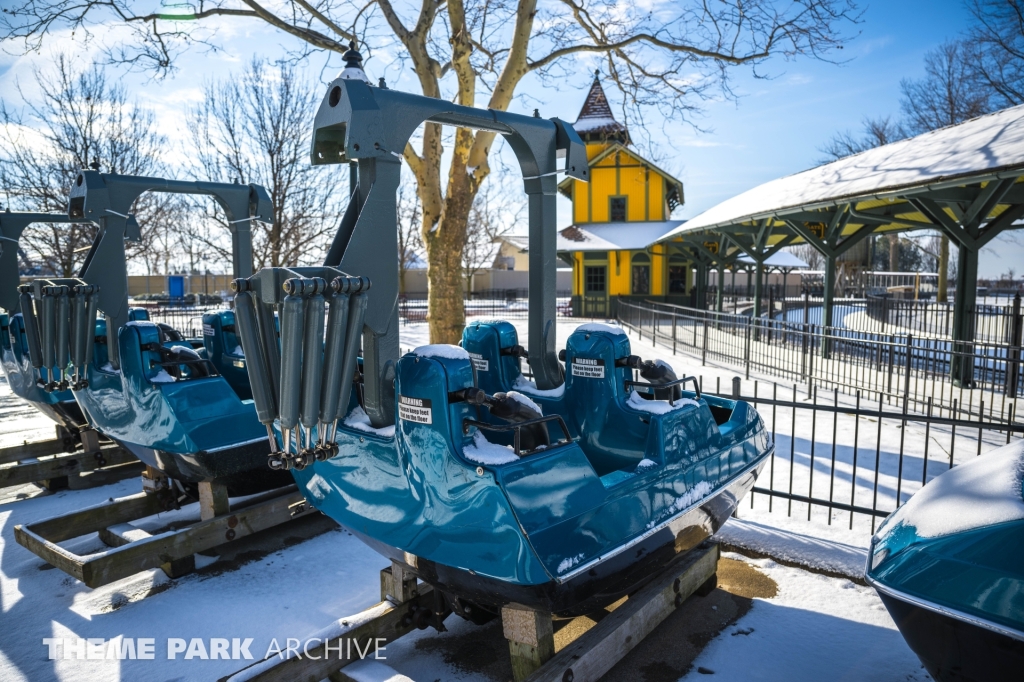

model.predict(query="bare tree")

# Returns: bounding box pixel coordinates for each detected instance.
[819,115,904,162]
[3,1,861,342]
[899,40,992,135]
[186,58,343,269]
[396,180,423,295]
[900,39,992,301]
[788,243,824,270]
[0,55,169,276]
[965,0,1024,107]
[461,173,524,293]
[819,40,992,299]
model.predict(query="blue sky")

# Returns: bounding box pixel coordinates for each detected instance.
[0,0,1020,275]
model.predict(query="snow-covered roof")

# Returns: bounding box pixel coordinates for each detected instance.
[663,103,1024,239]
[735,251,809,269]
[496,235,530,250]
[557,221,684,252]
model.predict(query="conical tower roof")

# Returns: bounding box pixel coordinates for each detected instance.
[574,73,630,145]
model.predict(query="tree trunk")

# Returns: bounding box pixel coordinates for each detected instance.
[425,155,478,343]
[937,234,949,303]
[889,236,899,271]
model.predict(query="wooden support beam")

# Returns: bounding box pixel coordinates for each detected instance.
[0,437,76,466]
[0,444,136,489]
[199,481,230,521]
[98,523,196,579]
[503,603,556,682]
[380,562,418,603]
[15,485,313,588]
[525,543,719,682]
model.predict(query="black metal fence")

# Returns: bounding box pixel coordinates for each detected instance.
[698,376,1024,533]
[399,291,573,323]
[139,304,224,338]
[864,293,1023,345]
[618,299,1024,424]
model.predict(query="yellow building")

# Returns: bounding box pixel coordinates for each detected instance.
[557,76,686,316]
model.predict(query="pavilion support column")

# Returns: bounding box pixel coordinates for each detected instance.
[951,244,979,387]
[696,262,708,309]
[822,255,837,359]
[753,259,765,340]
[716,266,725,313]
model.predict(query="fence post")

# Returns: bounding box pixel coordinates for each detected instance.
[1007,293,1022,398]
[801,322,808,380]
[886,334,896,396]
[903,333,914,406]
[732,376,741,399]
[744,318,752,379]
[702,312,709,366]
[671,312,677,355]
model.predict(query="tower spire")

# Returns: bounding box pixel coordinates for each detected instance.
[573,73,630,145]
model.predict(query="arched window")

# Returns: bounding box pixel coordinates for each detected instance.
[668,255,688,294]
[631,252,650,295]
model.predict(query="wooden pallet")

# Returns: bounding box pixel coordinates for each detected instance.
[222,544,720,682]
[14,477,316,588]
[0,427,138,490]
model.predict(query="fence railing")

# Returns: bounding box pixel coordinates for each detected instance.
[697,376,1024,533]
[617,298,1024,425]
[399,293,573,323]
[863,293,1023,345]
[139,304,224,339]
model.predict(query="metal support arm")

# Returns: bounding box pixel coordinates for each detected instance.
[0,211,86,314]
[310,79,588,425]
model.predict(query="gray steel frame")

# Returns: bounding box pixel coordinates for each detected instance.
[309,78,588,427]
[0,212,89,314]
[67,172,273,367]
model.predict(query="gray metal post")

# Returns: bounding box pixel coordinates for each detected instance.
[334,157,403,427]
[526,191,562,389]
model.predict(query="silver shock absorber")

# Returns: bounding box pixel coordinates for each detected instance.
[18,286,44,380]
[317,278,352,459]
[54,286,71,391]
[297,278,326,468]
[256,297,281,407]
[232,279,284,469]
[70,286,88,389]
[278,279,307,468]
[40,286,57,391]
[335,276,370,424]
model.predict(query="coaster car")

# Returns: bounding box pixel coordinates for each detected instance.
[866,440,1024,682]
[230,76,773,621]
[16,172,291,495]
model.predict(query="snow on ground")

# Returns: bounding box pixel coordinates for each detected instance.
[0,373,58,449]
[679,553,929,682]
